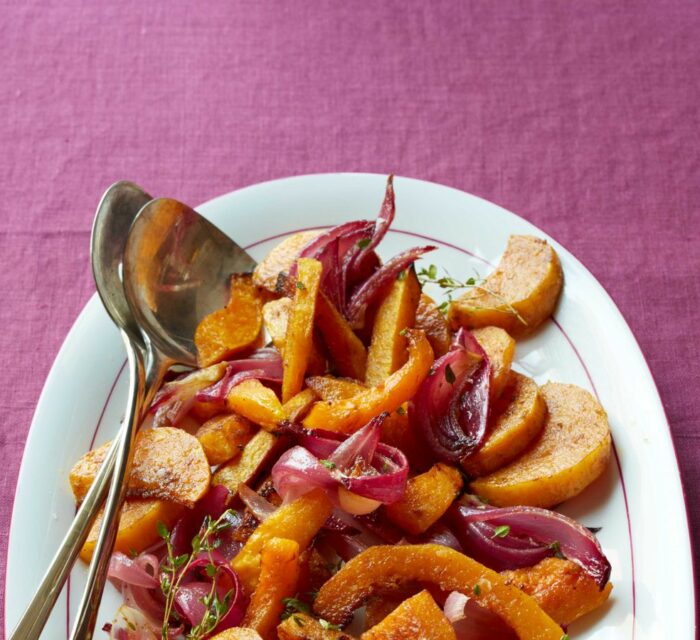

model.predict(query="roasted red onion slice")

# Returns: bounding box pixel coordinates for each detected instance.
[150,362,227,427]
[272,414,409,509]
[108,552,160,589]
[450,497,611,588]
[346,245,436,327]
[171,485,231,556]
[195,348,283,406]
[412,328,491,462]
[444,591,518,639]
[238,483,278,522]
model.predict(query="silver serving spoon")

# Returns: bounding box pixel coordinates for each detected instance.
[10,181,153,640]
[69,197,257,639]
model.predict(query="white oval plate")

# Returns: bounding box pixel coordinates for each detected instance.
[5,174,695,639]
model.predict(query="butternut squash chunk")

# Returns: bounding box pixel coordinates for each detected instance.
[470,382,611,507]
[213,429,280,498]
[415,293,451,357]
[242,538,301,639]
[195,274,263,367]
[196,413,254,466]
[283,258,323,401]
[449,236,563,337]
[253,230,322,294]
[277,614,354,639]
[80,498,183,562]
[385,463,463,535]
[227,379,285,431]
[361,590,456,640]
[306,376,366,402]
[379,407,426,469]
[313,544,562,638]
[462,372,546,477]
[472,326,515,399]
[315,291,367,380]
[501,557,612,626]
[303,330,434,434]
[71,428,210,507]
[364,268,421,387]
[283,388,319,422]
[232,489,333,593]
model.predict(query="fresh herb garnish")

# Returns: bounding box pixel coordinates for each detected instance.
[157,510,238,640]
[296,281,306,290]
[445,364,456,384]
[399,327,408,336]
[320,459,336,470]
[397,269,407,281]
[281,597,311,621]
[492,525,510,538]
[356,238,371,249]
[396,406,406,415]
[549,541,565,559]
[473,584,481,596]
[319,618,342,630]
[417,264,527,325]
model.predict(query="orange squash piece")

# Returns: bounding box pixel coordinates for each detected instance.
[71,428,211,508]
[263,298,326,375]
[470,382,611,507]
[364,268,421,387]
[379,407,426,470]
[195,274,263,367]
[283,388,319,422]
[242,538,301,639]
[227,379,285,431]
[277,614,353,639]
[253,230,322,294]
[462,372,546,478]
[283,258,323,402]
[196,413,254,466]
[313,544,563,638]
[303,330,434,434]
[315,291,367,380]
[502,557,612,626]
[472,326,515,399]
[306,376,366,402]
[232,489,333,593]
[449,235,563,337]
[415,294,451,357]
[385,463,463,535]
[213,429,280,498]
[361,590,456,640]
[80,498,183,562]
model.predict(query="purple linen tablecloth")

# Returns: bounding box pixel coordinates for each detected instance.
[1,0,698,632]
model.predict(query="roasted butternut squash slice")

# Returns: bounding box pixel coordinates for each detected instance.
[253,230,323,294]
[449,235,563,336]
[364,268,421,387]
[303,330,434,434]
[501,557,612,626]
[361,590,456,640]
[313,544,562,638]
[195,274,263,367]
[470,382,611,507]
[415,293,451,357]
[232,489,333,593]
[462,372,546,477]
[242,537,301,639]
[277,614,353,639]
[306,376,366,402]
[196,413,254,466]
[227,379,285,431]
[472,326,515,399]
[385,463,463,535]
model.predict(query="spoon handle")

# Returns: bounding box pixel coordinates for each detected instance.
[68,332,146,640]
[9,440,120,639]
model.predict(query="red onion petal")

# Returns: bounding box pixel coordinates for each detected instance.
[108,552,160,589]
[346,245,436,326]
[451,500,611,587]
[238,483,278,522]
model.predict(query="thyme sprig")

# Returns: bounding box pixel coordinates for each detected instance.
[157,509,238,640]
[417,264,527,326]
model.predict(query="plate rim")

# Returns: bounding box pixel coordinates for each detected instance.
[5,171,696,638]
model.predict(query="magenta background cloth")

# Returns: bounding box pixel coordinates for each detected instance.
[1,0,698,630]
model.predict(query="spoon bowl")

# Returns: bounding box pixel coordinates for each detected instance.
[123,197,257,366]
